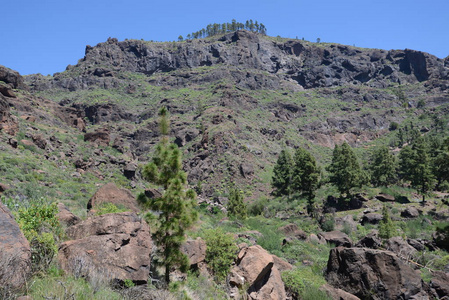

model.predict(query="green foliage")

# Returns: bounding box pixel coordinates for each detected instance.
[95,203,128,216]
[245,217,283,255]
[227,185,248,220]
[186,19,267,40]
[15,201,62,273]
[291,147,320,199]
[140,107,198,283]
[327,142,364,197]
[399,137,435,202]
[203,228,238,281]
[271,149,293,196]
[433,137,449,189]
[378,205,396,239]
[282,267,329,299]
[123,279,135,288]
[320,214,335,232]
[370,145,397,187]
[28,274,122,300]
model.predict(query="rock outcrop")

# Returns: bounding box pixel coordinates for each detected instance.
[59,212,151,284]
[0,202,31,290]
[318,231,352,247]
[229,245,287,300]
[87,182,139,213]
[326,247,427,300]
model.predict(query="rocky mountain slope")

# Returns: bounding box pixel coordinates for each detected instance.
[13,30,447,198]
[1,29,449,300]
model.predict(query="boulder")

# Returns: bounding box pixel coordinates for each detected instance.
[384,236,417,259]
[326,247,427,300]
[375,193,395,202]
[320,284,361,300]
[87,182,139,213]
[361,213,383,225]
[279,223,307,240]
[318,231,352,247]
[401,206,420,218]
[429,271,449,299]
[123,162,138,180]
[0,202,31,290]
[59,212,151,284]
[229,245,287,300]
[181,237,206,266]
[355,231,382,249]
[56,203,81,227]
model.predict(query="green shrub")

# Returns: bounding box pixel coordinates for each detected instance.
[282,267,328,299]
[379,205,396,239]
[321,214,335,232]
[95,203,128,216]
[204,228,238,281]
[15,201,62,273]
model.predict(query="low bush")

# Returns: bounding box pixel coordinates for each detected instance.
[203,228,238,281]
[14,201,62,273]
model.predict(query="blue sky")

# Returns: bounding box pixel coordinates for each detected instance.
[2,0,448,75]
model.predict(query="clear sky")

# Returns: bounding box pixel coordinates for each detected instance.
[2,0,448,76]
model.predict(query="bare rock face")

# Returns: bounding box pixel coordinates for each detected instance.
[326,247,427,300]
[59,212,151,284]
[0,202,31,290]
[87,182,139,213]
[384,236,417,259]
[318,231,352,247]
[229,245,287,300]
[181,237,206,266]
[56,203,81,227]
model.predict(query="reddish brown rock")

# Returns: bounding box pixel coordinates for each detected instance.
[181,237,206,266]
[0,202,31,290]
[326,247,427,300]
[59,212,151,284]
[272,254,293,272]
[87,182,139,213]
[321,284,361,300]
[229,245,287,300]
[56,203,81,227]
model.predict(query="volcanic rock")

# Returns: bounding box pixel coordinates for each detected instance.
[59,212,151,284]
[87,182,139,213]
[0,201,31,290]
[326,247,427,299]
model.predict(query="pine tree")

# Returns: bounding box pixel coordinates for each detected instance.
[399,136,435,203]
[433,137,449,189]
[227,184,247,220]
[370,145,397,187]
[327,142,363,197]
[139,107,197,283]
[291,147,320,199]
[271,149,293,196]
[379,205,396,239]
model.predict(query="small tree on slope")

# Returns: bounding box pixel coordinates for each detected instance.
[139,107,197,284]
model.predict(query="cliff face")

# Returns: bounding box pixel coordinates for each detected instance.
[26,30,449,92]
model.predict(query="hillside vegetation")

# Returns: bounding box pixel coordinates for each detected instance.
[0,26,449,299]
